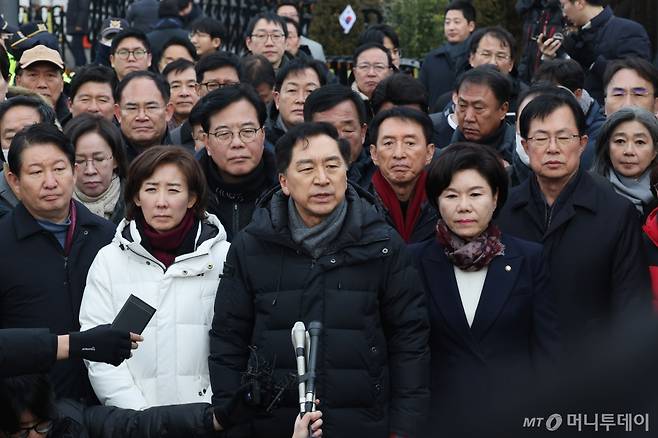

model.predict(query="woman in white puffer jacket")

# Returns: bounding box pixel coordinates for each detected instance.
[79,146,230,410]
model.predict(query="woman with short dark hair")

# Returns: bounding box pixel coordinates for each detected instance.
[412,142,560,434]
[79,146,231,409]
[65,114,128,224]
[592,107,658,216]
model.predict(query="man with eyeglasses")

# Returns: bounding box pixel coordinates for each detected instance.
[276,2,326,62]
[114,70,174,162]
[162,58,199,132]
[351,43,393,120]
[497,93,652,344]
[266,57,326,145]
[14,45,70,125]
[110,28,153,81]
[194,51,241,98]
[603,57,658,117]
[244,12,290,71]
[197,84,277,241]
[433,26,528,121]
[167,52,241,152]
[189,17,225,57]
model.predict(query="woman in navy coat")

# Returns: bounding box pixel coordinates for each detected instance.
[412,142,560,433]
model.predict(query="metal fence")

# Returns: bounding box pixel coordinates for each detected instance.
[16,1,428,83]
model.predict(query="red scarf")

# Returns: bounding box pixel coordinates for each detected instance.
[372,170,428,243]
[139,210,196,268]
[64,200,78,255]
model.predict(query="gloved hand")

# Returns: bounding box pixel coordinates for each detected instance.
[69,324,132,366]
[213,381,263,430]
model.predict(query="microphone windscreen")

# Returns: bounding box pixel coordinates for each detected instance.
[292,321,307,351]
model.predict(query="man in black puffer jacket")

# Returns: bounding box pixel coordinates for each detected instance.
[209,122,430,438]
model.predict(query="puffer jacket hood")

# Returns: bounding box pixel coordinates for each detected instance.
[115,212,227,265]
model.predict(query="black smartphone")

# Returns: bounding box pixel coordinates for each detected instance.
[112,294,156,335]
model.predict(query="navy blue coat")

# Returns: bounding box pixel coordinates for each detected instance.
[497,171,653,339]
[561,6,651,104]
[411,234,560,432]
[420,39,471,111]
[0,201,115,402]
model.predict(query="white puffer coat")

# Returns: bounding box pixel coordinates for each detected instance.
[79,213,230,410]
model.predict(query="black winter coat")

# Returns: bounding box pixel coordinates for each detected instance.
[516,0,563,83]
[496,171,652,340]
[37,399,215,438]
[199,149,278,241]
[347,148,377,190]
[170,120,195,151]
[450,121,516,165]
[420,39,471,111]
[123,130,173,164]
[0,328,57,377]
[560,6,651,104]
[65,0,91,34]
[0,201,115,402]
[209,186,430,438]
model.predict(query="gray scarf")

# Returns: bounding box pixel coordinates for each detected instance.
[288,197,348,259]
[73,175,122,220]
[607,169,653,214]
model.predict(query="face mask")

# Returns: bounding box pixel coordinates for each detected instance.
[515,133,530,167]
[2,148,8,162]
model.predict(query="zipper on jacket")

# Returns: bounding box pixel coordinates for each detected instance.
[127,247,166,274]
[232,203,239,238]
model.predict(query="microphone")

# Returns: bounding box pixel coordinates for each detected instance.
[305,321,322,413]
[291,321,307,413]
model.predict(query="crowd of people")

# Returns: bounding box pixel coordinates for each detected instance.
[0,0,658,436]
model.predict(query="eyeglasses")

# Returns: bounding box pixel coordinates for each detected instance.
[355,63,390,74]
[197,81,239,92]
[526,134,581,148]
[12,420,53,438]
[607,87,652,98]
[208,127,262,144]
[475,50,511,62]
[114,48,149,59]
[75,155,113,168]
[121,104,165,116]
[189,31,211,39]
[250,32,286,43]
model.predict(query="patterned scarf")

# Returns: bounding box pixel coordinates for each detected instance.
[436,219,505,272]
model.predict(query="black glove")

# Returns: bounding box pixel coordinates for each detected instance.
[213,381,263,431]
[69,324,132,366]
